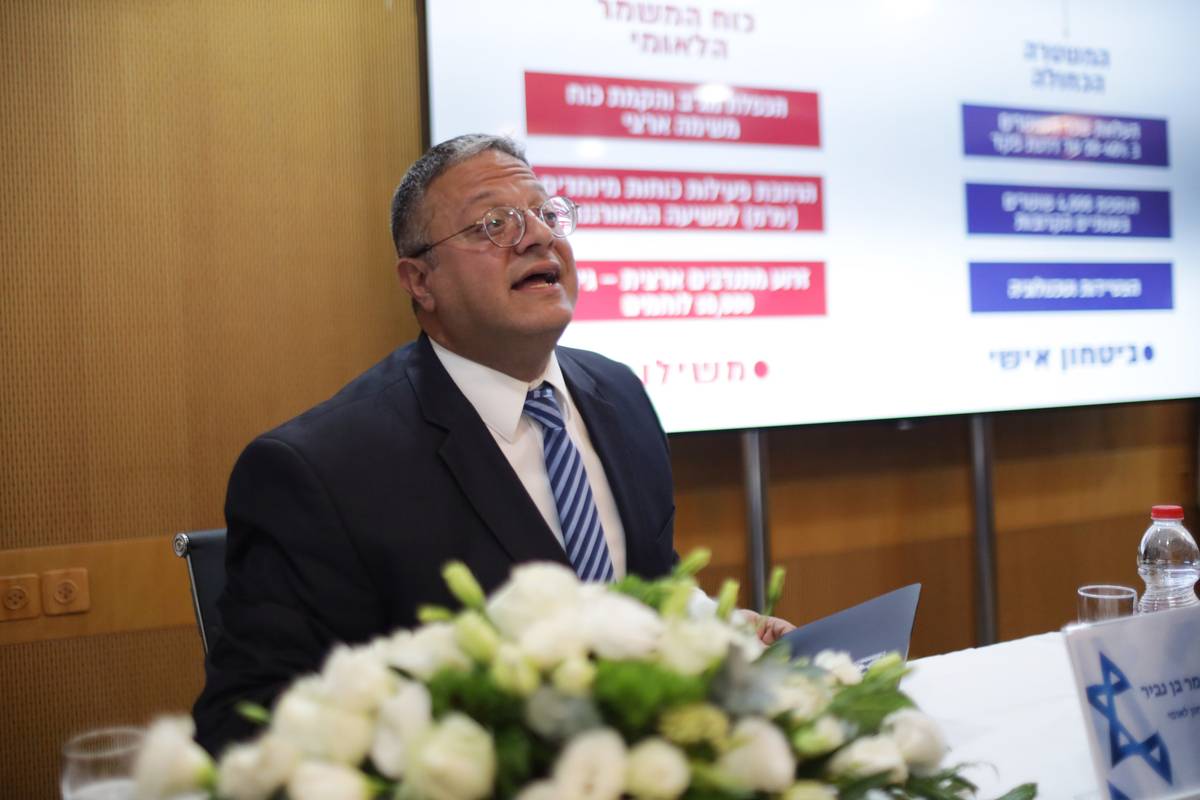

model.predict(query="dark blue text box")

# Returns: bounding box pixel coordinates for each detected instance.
[970,262,1173,312]
[962,104,1169,166]
[966,183,1171,238]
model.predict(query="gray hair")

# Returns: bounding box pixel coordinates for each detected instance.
[390,134,528,258]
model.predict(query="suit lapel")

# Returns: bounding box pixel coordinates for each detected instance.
[558,351,657,577]
[406,335,570,569]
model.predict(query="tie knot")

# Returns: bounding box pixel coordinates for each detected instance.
[524,383,564,431]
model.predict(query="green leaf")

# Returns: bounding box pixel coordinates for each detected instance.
[835,769,896,799]
[991,783,1038,800]
[492,725,533,799]
[593,661,707,738]
[828,683,914,731]
[610,574,674,611]
[903,767,979,800]
[426,666,523,727]
[234,701,270,726]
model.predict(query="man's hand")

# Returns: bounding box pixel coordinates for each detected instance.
[739,610,797,645]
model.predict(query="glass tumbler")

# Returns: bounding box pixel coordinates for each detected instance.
[61,726,143,800]
[1076,584,1138,623]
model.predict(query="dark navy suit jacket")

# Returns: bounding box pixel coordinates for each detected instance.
[193,334,676,754]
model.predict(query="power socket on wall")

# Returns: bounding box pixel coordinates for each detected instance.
[0,574,42,621]
[41,568,90,615]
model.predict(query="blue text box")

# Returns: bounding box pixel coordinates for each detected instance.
[962,104,1169,166]
[966,183,1171,238]
[970,262,1173,312]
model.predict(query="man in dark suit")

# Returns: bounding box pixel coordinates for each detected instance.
[193,134,790,755]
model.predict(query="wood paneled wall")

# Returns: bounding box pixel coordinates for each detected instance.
[1,3,1196,798]
[1,2,423,796]
[674,402,1197,660]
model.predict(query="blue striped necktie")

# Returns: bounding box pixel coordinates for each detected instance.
[523,383,615,582]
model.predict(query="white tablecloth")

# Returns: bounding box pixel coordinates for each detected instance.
[903,632,1100,799]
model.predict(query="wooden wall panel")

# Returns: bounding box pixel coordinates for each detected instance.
[671,417,976,658]
[0,627,206,800]
[671,404,1195,659]
[0,0,422,553]
[993,401,1198,640]
[1,2,423,797]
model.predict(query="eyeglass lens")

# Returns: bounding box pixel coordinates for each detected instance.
[480,197,576,247]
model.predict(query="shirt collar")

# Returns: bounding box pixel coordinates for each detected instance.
[429,339,571,442]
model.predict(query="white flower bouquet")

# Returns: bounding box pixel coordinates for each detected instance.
[134,552,1035,800]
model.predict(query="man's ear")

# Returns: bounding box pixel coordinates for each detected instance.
[397,257,435,312]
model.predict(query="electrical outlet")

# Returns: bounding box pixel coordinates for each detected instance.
[41,568,89,616]
[0,574,42,621]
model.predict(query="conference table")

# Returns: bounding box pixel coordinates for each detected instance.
[903,631,1100,799]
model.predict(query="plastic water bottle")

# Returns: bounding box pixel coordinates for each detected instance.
[1137,504,1200,613]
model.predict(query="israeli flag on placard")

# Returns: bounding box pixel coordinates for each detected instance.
[1063,606,1200,800]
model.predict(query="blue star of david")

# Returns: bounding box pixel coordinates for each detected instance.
[1086,652,1172,785]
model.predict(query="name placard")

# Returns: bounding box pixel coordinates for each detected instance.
[1063,606,1200,799]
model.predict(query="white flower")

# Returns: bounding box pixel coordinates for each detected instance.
[579,586,664,660]
[216,735,299,800]
[716,717,795,793]
[384,622,471,681]
[270,678,373,764]
[514,780,559,800]
[827,734,908,784]
[133,717,213,800]
[553,727,628,800]
[781,781,838,800]
[552,656,597,696]
[881,708,947,771]
[487,562,583,639]
[657,618,731,676]
[370,679,433,779]
[792,715,846,757]
[625,737,690,800]
[320,644,396,713]
[769,675,831,723]
[814,650,863,685]
[406,713,496,800]
[519,607,589,669]
[286,761,371,800]
[491,642,541,697]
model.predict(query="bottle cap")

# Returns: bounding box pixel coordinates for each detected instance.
[1150,504,1185,520]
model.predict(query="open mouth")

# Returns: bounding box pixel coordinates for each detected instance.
[512,269,561,290]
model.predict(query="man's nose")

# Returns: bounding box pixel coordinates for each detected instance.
[514,208,555,251]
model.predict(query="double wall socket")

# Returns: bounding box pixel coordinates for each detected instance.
[0,568,90,621]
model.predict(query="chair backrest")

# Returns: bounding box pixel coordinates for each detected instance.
[172,528,227,655]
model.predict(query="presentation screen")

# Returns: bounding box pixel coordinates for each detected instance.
[424,0,1199,433]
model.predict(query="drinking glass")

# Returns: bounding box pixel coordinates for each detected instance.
[61,727,143,800]
[1076,584,1138,623]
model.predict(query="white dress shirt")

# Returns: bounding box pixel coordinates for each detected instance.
[430,340,627,578]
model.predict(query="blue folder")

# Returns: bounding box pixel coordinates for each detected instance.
[780,583,922,667]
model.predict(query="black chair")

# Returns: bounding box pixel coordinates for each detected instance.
[172,528,227,655]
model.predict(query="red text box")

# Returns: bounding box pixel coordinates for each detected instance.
[574,261,826,320]
[526,72,820,147]
[536,165,823,232]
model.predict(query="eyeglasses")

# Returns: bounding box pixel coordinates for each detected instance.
[406,196,579,258]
